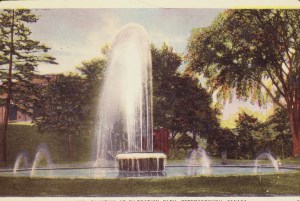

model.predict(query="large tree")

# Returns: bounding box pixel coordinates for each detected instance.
[170,74,219,149]
[33,74,88,162]
[187,10,300,156]
[33,58,106,162]
[152,43,218,150]
[152,43,182,130]
[235,112,260,159]
[262,108,292,158]
[207,127,237,161]
[0,9,56,163]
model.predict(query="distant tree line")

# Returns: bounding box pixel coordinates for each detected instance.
[207,108,292,160]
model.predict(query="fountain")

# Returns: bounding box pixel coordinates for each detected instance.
[31,144,53,177]
[253,152,279,174]
[186,147,211,175]
[3,143,294,178]
[94,23,166,172]
[13,151,29,174]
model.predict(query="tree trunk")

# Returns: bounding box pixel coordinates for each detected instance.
[2,10,14,164]
[221,150,227,165]
[291,130,300,156]
[288,110,300,157]
[67,134,72,162]
[281,137,284,159]
[170,131,178,150]
[192,132,197,149]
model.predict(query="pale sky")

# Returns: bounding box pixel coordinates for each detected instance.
[27,8,272,122]
[29,9,222,74]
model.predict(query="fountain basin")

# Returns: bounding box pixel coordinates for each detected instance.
[116,152,167,172]
[5,165,297,178]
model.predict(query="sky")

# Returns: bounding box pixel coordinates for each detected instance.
[29,9,221,74]
[27,8,272,122]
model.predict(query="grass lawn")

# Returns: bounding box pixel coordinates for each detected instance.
[0,171,299,196]
[282,157,300,165]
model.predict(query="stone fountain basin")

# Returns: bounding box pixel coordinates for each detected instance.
[2,165,297,179]
[116,152,167,172]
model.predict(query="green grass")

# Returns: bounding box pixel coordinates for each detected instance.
[0,172,299,196]
[282,156,300,164]
[0,123,93,167]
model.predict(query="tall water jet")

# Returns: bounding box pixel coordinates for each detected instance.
[31,144,53,177]
[94,23,165,171]
[253,152,279,174]
[186,147,211,175]
[13,151,29,174]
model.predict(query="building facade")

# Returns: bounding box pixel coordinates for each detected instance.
[0,74,56,123]
[0,104,32,123]
[153,128,169,154]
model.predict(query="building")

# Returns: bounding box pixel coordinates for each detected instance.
[0,75,56,123]
[153,128,169,154]
[0,104,32,123]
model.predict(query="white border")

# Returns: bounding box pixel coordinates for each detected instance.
[0,197,299,201]
[0,0,299,9]
[0,0,299,200]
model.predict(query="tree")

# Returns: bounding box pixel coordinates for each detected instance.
[152,43,182,130]
[187,10,300,156]
[33,58,106,162]
[77,58,106,125]
[152,43,219,150]
[234,112,260,159]
[171,74,219,148]
[221,109,292,160]
[207,128,237,161]
[263,108,292,158]
[0,9,56,163]
[33,74,88,162]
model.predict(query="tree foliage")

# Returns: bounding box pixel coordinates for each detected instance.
[33,58,106,161]
[263,108,292,158]
[34,75,86,134]
[207,128,237,159]
[0,9,56,113]
[0,9,56,163]
[152,43,182,129]
[231,110,292,159]
[234,112,260,159]
[152,43,219,151]
[187,9,300,156]
[33,75,88,161]
[77,58,106,124]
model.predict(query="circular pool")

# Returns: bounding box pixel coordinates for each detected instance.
[1,165,296,179]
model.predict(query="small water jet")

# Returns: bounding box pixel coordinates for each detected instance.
[13,151,29,174]
[31,144,53,177]
[94,23,166,172]
[186,147,211,175]
[253,152,279,174]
